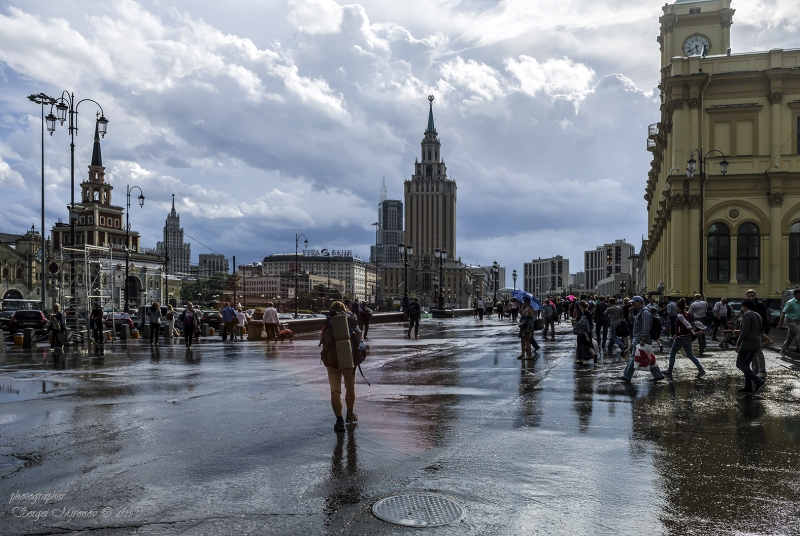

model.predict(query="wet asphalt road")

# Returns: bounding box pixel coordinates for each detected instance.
[1,318,800,535]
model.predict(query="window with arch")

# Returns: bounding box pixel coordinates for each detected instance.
[707,223,730,282]
[791,222,800,283]
[737,222,760,282]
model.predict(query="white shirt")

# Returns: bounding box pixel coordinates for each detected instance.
[237,311,247,326]
[263,307,279,324]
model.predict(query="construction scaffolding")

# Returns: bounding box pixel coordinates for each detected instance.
[58,245,119,345]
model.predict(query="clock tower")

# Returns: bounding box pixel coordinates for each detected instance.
[658,0,735,68]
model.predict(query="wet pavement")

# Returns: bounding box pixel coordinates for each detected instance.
[1,318,800,535]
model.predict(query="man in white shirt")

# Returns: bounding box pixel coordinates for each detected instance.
[712,298,729,341]
[687,294,709,353]
[263,302,279,341]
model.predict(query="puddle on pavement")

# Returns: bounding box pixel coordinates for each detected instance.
[0,378,68,403]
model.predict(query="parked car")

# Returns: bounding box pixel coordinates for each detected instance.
[104,312,135,333]
[0,310,13,331]
[278,313,294,321]
[10,310,48,332]
[200,310,223,330]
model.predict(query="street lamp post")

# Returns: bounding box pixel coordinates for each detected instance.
[492,261,499,303]
[687,149,728,297]
[435,248,446,309]
[398,242,413,312]
[512,269,517,290]
[124,185,145,313]
[27,93,56,312]
[47,92,108,314]
[321,249,331,301]
[294,233,308,318]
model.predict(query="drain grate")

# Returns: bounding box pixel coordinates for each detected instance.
[372,493,466,527]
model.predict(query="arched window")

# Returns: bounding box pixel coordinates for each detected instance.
[737,223,760,282]
[707,223,730,282]
[790,222,800,283]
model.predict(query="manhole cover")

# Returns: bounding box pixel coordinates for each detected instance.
[372,493,466,527]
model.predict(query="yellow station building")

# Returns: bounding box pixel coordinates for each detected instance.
[646,0,800,301]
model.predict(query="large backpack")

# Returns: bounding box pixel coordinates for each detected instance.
[649,312,662,341]
[319,318,369,385]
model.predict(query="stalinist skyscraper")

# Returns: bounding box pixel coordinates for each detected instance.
[404,96,457,260]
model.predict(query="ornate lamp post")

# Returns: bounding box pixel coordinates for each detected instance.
[47,92,108,312]
[321,249,331,300]
[512,269,517,290]
[124,185,145,313]
[398,242,413,312]
[435,248,446,309]
[27,92,56,311]
[294,233,308,318]
[686,149,728,296]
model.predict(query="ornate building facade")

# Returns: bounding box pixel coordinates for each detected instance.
[157,195,191,276]
[646,0,800,300]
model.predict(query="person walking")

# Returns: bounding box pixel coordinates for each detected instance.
[687,294,709,354]
[359,304,372,340]
[48,303,66,350]
[236,306,247,341]
[664,299,706,378]
[555,299,563,324]
[605,298,625,354]
[778,288,800,358]
[736,299,766,395]
[90,303,104,345]
[476,296,485,320]
[166,304,176,340]
[666,297,678,337]
[408,297,421,339]
[746,289,771,378]
[147,302,162,347]
[496,300,504,321]
[220,302,237,342]
[517,296,540,359]
[575,300,596,364]
[712,298,729,341]
[542,299,556,338]
[179,303,200,348]
[510,298,519,323]
[594,296,609,350]
[618,296,665,382]
[322,301,360,432]
[263,302,279,341]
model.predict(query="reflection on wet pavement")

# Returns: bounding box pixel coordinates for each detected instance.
[1,317,799,535]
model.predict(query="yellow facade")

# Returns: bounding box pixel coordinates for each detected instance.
[646,0,800,299]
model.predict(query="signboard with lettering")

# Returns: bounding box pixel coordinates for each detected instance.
[303,249,353,257]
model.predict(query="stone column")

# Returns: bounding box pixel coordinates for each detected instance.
[688,194,701,294]
[729,234,738,286]
[670,100,684,167]
[769,192,784,296]
[769,91,783,164]
[669,195,685,293]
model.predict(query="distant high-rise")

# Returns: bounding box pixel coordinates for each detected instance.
[371,179,403,265]
[156,195,191,276]
[584,240,635,292]
[197,253,229,276]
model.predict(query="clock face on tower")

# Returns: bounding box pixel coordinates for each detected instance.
[684,35,709,56]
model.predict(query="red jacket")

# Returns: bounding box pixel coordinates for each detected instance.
[674,311,694,337]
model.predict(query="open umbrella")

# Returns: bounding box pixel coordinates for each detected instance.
[567,295,576,301]
[510,289,542,310]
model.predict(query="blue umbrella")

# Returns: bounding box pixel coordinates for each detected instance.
[510,289,542,310]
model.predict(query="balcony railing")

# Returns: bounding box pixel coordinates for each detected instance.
[648,123,659,139]
[647,138,656,152]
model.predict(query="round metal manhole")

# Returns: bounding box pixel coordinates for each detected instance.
[372,493,466,527]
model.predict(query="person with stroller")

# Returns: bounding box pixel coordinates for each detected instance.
[664,299,706,379]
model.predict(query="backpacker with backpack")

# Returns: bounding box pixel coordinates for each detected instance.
[319,314,369,385]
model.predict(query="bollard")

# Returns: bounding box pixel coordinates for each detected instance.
[14,332,24,345]
[120,324,130,340]
[0,329,4,351]
[200,323,210,337]
[131,330,139,339]
[142,324,151,339]
[22,328,36,349]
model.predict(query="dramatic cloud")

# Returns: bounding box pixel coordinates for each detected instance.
[0,0,796,281]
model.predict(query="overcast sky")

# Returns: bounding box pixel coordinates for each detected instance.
[1,0,798,285]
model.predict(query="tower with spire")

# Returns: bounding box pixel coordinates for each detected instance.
[156,194,191,276]
[405,95,456,260]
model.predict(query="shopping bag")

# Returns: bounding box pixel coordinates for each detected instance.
[634,344,656,371]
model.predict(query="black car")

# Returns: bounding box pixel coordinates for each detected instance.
[200,310,222,330]
[0,310,12,331]
[10,310,49,332]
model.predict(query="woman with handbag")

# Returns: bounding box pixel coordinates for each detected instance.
[517,296,540,359]
[664,299,706,378]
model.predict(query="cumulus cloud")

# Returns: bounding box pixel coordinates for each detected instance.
[505,56,596,105]
[287,0,344,34]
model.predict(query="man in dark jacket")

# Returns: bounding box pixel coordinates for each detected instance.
[736,299,766,395]
[407,297,421,339]
[746,289,770,378]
